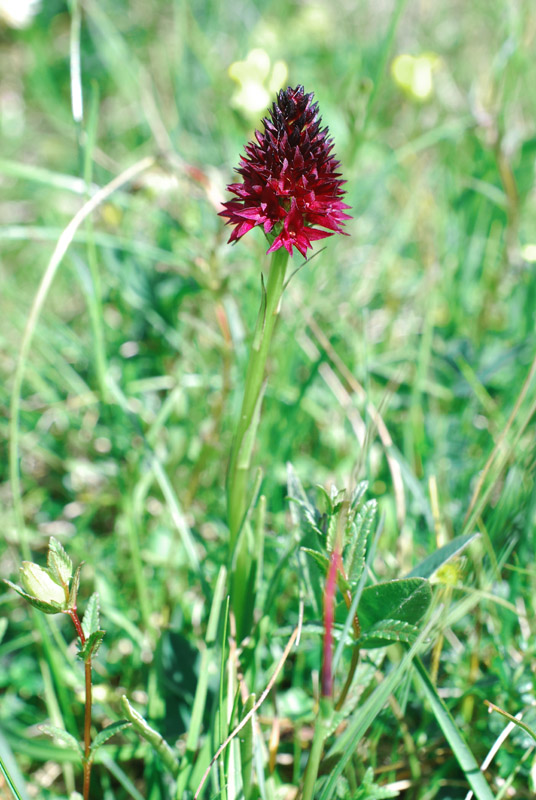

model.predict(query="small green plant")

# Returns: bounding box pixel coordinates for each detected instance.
[4,537,130,800]
[286,469,432,799]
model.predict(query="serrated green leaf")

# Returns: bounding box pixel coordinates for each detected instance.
[301,549,352,596]
[287,463,323,534]
[359,578,432,629]
[88,720,131,764]
[77,629,105,662]
[301,547,330,572]
[82,593,100,638]
[350,480,369,511]
[315,484,333,515]
[68,563,82,610]
[39,725,83,759]
[289,622,355,645]
[326,513,338,552]
[3,580,64,615]
[358,619,421,649]
[405,532,480,579]
[47,537,72,588]
[353,766,399,799]
[345,500,377,584]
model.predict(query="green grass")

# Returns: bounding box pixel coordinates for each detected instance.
[1,0,536,798]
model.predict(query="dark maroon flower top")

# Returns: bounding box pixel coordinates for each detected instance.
[220,85,351,258]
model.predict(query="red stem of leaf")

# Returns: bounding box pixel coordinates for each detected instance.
[66,608,92,799]
[67,608,86,645]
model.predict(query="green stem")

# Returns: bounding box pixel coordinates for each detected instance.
[301,698,332,800]
[83,658,92,800]
[227,247,289,549]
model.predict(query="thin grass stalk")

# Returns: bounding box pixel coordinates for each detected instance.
[9,156,155,558]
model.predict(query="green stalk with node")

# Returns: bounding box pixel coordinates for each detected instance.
[220,85,351,639]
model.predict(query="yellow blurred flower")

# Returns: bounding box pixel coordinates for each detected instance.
[391,52,440,101]
[228,49,288,117]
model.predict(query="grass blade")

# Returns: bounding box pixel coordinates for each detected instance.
[413,657,496,800]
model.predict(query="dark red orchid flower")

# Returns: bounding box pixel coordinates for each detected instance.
[220,85,351,258]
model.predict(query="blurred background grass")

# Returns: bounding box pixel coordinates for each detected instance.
[1,0,536,798]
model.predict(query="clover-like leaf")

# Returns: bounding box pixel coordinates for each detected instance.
[358,578,432,631]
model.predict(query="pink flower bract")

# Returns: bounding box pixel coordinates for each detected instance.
[220,85,351,258]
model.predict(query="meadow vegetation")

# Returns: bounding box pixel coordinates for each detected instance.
[1,1,536,799]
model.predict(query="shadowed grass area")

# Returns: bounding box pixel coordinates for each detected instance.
[1,0,536,798]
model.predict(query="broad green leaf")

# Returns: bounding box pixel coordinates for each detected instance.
[82,592,100,638]
[77,630,105,662]
[359,578,432,629]
[405,532,480,578]
[47,537,72,588]
[39,725,83,759]
[88,721,131,764]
